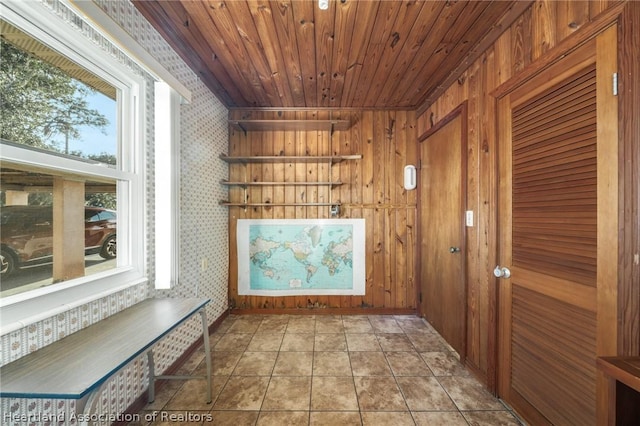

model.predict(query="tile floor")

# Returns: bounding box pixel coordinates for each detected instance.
[132,314,523,425]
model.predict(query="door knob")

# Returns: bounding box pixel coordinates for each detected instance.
[449,247,461,253]
[493,265,511,278]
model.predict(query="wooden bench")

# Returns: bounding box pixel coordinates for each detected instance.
[0,298,212,424]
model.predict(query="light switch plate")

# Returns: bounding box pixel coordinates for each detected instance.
[466,210,474,227]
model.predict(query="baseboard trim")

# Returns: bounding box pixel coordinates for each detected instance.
[230,307,417,315]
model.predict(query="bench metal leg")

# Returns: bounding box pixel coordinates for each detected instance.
[76,383,103,426]
[200,308,212,404]
[147,309,211,405]
[147,349,156,403]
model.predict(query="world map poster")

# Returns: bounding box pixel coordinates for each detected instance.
[237,219,365,296]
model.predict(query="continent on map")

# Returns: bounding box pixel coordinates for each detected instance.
[249,236,281,278]
[322,235,353,275]
[306,225,323,247]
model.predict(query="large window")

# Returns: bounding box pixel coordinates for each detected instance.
[0,1,146,318]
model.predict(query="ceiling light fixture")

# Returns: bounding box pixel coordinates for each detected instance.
[319,0,329,10]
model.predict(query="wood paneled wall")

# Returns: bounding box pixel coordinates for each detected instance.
[417,0,637,381]
[226,109,418,313]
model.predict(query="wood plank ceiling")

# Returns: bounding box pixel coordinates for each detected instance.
[133,0,530,110]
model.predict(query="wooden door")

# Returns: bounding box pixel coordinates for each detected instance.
[496,26,618,425]
[419,109,467,358]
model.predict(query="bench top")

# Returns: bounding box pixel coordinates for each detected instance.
[597,356,640,393]
[0,297,210,400]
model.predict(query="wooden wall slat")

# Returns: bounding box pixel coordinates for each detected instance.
[618,1,640,357]
[511,8,532,74]
[531,0,558,60]
[227,109,417,311]
[556,1,591,41]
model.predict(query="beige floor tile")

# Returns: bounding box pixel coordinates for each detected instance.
[208,351,243,376]
[213,317,235,334]
[313,351,352,376]
[311,377,359,410]
[143,379,184,411]
[247,333,284,351]
[286,317,316,333]
[261,376,312,410]
[164,379,219,411]
[214,376,270,410]
[309,411,361,425]
[233,351,278,376]
[412,411,468,426]
[227,318,261,334]
[420,351,469,376]
[368,317,403,333]
[463,410,522,425]
[281,333,315,351]
[177,348,206,374]
[438,376,505,411]
[395,317,432,334]
[353,377,407,411]
[208,332,223,350]
[345,333,381,351]
[315,317,345,333]
[272,351,313,376]
[146,410,210,425]
[395,376,457,411]
[385,351,432,376]
[405,332,450,352]
[361,411,415,426]
[257,411,309,426]
[207,411,259,425]
[256,317,289,334]
[376,333,415,352]
[214,333,254,351]
[349,351,392,376]
[342,318,373,333]
[172,372,230,408]
[314,333,347,351]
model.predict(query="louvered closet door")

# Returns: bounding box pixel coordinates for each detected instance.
[497,26,618,426]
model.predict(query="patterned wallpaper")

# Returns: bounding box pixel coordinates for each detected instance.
[0,0,229,424]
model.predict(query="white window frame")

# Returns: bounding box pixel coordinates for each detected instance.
[154,82,181,289]
[0,0,147,333]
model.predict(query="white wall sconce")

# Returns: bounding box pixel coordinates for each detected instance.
[318,0,329,10]
[404,165,417,190]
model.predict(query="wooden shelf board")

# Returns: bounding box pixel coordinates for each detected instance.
[219,201,340,207]
[220,180,344,188]
[228,119,350,133]
[219,154,361,164]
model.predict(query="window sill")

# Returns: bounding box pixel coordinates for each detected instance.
[0,271,148,336]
